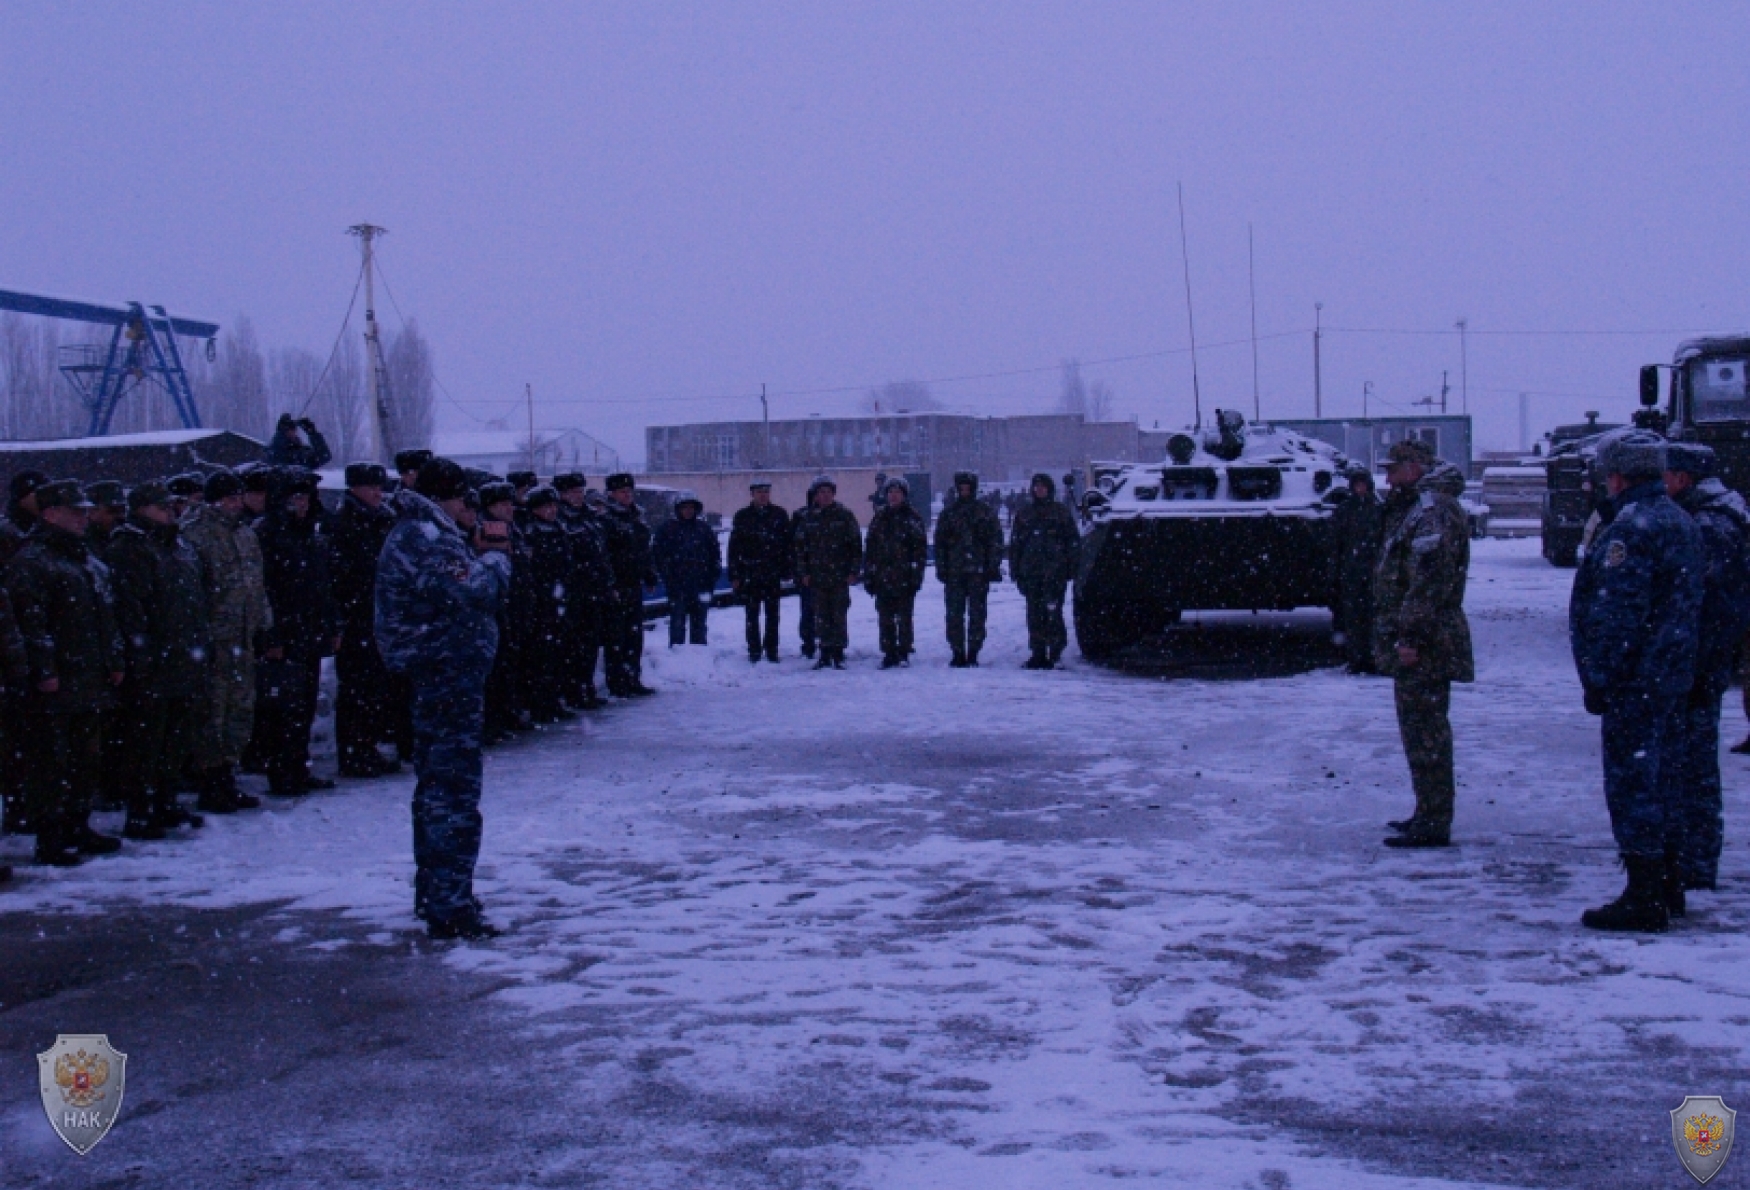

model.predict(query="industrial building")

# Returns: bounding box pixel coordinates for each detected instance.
[646,412,1142,491]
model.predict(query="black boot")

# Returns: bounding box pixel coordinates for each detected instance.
[1024,650,1047,670]
[765,646,780,664]
[71,823,123,855]
[830,649,846,670]
[813,652,833,671]
[950,650,968,669]
[1663,847,1687,918]
[1581,855,1670,933]
[123,806,167,841]
[966,649,980,667]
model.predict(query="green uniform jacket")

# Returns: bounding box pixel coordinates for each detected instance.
[934,495,1004,584]
[5,526,124,712]
[181,503,272,645]
[106,516,213,698]
[862,503,928,596]
[794,502,863,588]
[1371,464,1474,682]
[1008,497,1081,596]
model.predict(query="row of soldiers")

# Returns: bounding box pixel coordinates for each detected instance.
[0,448,669,881]
[731,470,1082,671]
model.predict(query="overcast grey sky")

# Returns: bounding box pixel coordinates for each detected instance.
[3,1,1746,462]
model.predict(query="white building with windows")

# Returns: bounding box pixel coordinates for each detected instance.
[432,428,622,478]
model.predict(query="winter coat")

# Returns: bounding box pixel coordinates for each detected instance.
[1009,490,1081,597]
[935,493,1004,585]
[180,503,273,645]
[794,501,863,588]
[485,512,536,649]
[5,525,123,713]
[653,516,723,594]
[265,424,333,470]
[567,517,616,613]
[1675,477,1750,690]
[1570,478,1704,699]
[1371,464,1475,682]
[105,516,212,698]
[0,584,31,689]
[522,517,574,643]
[728,503,792,591]
[256,507,338,660]
[375,490,511,676]
[862,502,928,596]
[0,507,36,568]
[601,501,656,594]
[329,493,398,639]
[1332,488,1385,627]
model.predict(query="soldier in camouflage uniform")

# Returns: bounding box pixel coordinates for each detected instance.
[1571,429,1703,932]
[1009,473,1081,669]
[179,470,270,813]
[6,481,126,866]
[793,476,863,669]
[934,471,1005,667]
[376,458,511,940]
[0,584,24,882]
[862,476,927,668]
[1371,440,1474,849]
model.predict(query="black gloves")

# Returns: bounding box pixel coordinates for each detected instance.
[1584,688,1608,716]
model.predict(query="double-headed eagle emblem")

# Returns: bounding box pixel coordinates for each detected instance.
[1672,1096,1737,1184]
[54,1048,111,1110]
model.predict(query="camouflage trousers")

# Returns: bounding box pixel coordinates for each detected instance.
[195,638,255,770]
[408,662,490,925]
[812,583,851,651]
[944,580,990,658]
[1393,675,1455,830]
[1600,689,1684,860]
[1665,686,1725,889]
[1023,582,1069,657]
[874,591,916,657]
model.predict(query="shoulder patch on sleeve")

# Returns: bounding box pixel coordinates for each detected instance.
[1604,540,1628,568]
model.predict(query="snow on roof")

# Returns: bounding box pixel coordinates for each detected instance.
[0,428,247,452]
[433,429,599,456]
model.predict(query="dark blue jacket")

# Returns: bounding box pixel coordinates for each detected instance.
[1676,478,1750,690]
[652,516,721,594]
[375,492,511,676]
[1569,479,1703,698]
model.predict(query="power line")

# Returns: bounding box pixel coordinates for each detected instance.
[371,256,490,425]
[295,259,365,417]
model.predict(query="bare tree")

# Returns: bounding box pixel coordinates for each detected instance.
[1056,358,1115,422]
[0,313,79,440]
[1087,379,1116,423]
[859,379,941,415]
[194,316,271,439]
[384,320,436,454]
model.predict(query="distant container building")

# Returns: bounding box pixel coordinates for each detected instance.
[1264,415,1473,475]
[646,413,1142,491]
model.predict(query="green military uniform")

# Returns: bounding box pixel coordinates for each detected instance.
[793,484,863,664]
[862,483,928,664]
[1372,454,1474,843]
[180,500,273,788]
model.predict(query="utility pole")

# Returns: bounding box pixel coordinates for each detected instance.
[1456,317,1468,414]
[1313,302,1324,418]
[1363,380,1373,421]
[525,383,536,473]
[347,223,396,462]
[1248,223,1260,421]
[760,382,769,468]
[1439,370,1450,415]
[1518,391,1530,453]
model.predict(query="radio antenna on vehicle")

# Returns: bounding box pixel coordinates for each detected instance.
[1177,183,1203,431]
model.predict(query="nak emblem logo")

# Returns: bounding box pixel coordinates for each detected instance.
[37,1034,128,1155]
[1672,1095,1737,1184]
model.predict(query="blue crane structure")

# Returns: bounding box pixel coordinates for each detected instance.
[0,288,220,437]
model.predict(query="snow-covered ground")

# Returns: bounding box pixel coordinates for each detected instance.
[5,537,1748,1188]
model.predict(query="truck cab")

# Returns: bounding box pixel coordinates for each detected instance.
[1647,336,1750,496]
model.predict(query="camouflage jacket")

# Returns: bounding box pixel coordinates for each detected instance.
[5,525,124,712]
[181,502,273,644]
[934,494,1004,584]
[862,502,928,596]
[1372,464,1474,682]
[375,490,510,676]
[794,501,863,588]
[1009,496,1081,596]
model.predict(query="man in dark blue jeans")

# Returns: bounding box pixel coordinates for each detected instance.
[652,494,721,646]
[376,458,511,941]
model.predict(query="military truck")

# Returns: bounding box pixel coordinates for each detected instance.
[1540,337,1750,566]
